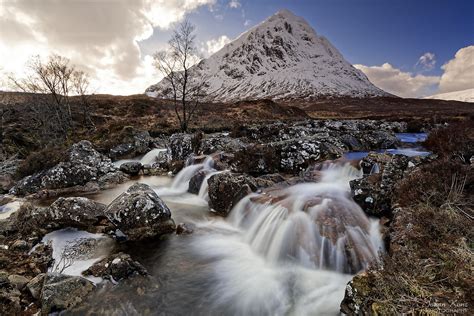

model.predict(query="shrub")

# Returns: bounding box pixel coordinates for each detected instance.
[15,146,66,179]
[424,120,474,162]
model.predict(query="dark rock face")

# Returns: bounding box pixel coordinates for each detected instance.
[109,129,151,159]
[340,272,372,315]
[105,183,175,240]
[10,141,117,196]
[200,133,247,154]
[350,153,409,217]
[83,252,147,281]
[47,197,107,231]
[119,161,143,176]
[208,172,258,216]
[41,273,94,315]
[188,169,209,194]
[168,133,196,161]
[275,136,344,172]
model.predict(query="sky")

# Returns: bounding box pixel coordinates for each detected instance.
[0,0,473,97]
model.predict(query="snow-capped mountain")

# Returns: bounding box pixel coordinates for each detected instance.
[146,9,389,102]
[424,88,474,103]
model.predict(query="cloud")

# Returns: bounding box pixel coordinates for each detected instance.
[201,35,231,57]
[438,45,474,93]
[0,0,216,95]
[229,1,241,9]
[355,63,440,98]
[415,52,436,71]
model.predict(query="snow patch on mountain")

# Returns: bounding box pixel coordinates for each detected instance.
[424,88,474,103]
[146,9,389,102]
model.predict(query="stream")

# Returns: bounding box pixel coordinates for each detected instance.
[0,132,429,315]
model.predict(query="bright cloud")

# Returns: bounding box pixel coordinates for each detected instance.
[355,63,440,98]
[416,52,436,71]
[201,35,231,57]
[0,0,215,95]
[228,1,241,9]
[438,45,474,93]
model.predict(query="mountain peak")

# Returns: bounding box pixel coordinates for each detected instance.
[146,10,388,101]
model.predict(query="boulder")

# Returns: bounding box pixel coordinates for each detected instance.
[41,273,94,315]
[119,161,143,176]
[168,133,199,161]
[208,173,257,216]
[105,183,175,240]
[109,128,151,159]
[10,141,117,196]
[8,274,30,290]
[83,252,147,281]
[275,136,344,173]
[340,272,373,315]
[46,197,107,231]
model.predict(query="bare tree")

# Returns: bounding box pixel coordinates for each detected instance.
[72,70,94,127]
[8,54,92,141]
[153,20,207,132]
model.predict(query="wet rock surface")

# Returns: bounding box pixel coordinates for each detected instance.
[10,141,118,196]
[105,183,175,240]
[41,273,94,315]
[119,161,143,176]
[208,172,258,216]
[83,252,147,282]
[109,128,152,160]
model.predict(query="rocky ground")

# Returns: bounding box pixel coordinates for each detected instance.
[0,93,473,314]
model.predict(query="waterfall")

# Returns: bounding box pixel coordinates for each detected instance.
[140,148,167,165]
[227,163,382,274]
[156,156,216,195]
[198,170,225,201]
[191,162,384,315]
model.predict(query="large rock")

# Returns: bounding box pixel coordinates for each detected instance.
[188,169,209,194]
[10,141,117,196]
[41,273,94,315]
[109,128,152,159]
[47,197,107,231]
[168,133,201,161]
[276,137,344,172]
[350,153,408,217]
[208,172,257,216]
[105,183,175,240]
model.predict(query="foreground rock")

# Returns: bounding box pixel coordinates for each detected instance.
[208,172,257,216]
[83,252,147,281]
[41,273,94,315]
[10,141,119,196]
[105,183,175,240]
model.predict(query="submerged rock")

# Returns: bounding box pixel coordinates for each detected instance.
[105,183,175,241]
[208,172,257,216]
[83,252,147,281]
[41,273,94,315]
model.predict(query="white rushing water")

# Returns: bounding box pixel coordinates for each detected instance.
[113,148,167,167]
[189,162,383,315]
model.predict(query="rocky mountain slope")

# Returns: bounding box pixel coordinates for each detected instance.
[146,9,389,102]
[425,88,474,103]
